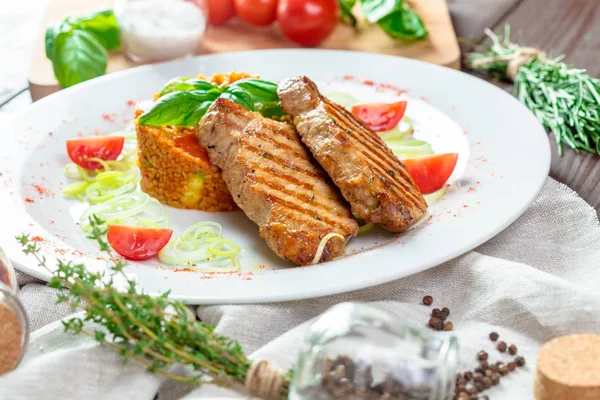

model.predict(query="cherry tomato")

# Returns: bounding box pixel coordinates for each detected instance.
[351,101,407,132]
[235,0,277,26]
[277,0,340,47]
[203,0,236,26]
[107,225,173,261]
[66,136,125,170]
[401,153,459,194]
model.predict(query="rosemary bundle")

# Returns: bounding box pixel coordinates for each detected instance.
[16,216,290,399]
[467,26,600,156]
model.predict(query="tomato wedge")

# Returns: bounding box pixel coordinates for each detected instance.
[66,136,125,170]
[351,101,407,132]
[402,153,458,195]
[107,225,173,261]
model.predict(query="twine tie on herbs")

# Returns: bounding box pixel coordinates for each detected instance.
[468,30,547,81]
[244,360,286,399]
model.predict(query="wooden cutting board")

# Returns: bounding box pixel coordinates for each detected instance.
[29,0,460,101]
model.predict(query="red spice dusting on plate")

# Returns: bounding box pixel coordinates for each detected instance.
[24,197,35,203]
[31,236,44,242]
[466,187,476,193]
[76,132,84,137]
[102,113,115,122]
[126,100,136,106]
[340,75,406,96]
[31,184,54,197]
[419,96,429,102]
[375,82,406,96]
[48,132,53,136]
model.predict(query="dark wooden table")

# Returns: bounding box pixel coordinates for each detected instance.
[1,0,599,212]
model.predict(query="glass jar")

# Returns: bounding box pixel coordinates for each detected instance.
[0,249,29,376]
[291,303,458,400]
[114,0,208,63]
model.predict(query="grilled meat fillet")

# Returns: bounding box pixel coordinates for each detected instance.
[197,98,358,265]
[278,76,427,232]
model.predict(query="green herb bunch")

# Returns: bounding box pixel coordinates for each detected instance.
[340,0,428,42]
[138,78,284,127]
[467,26,600,156]
[16,216,290,399]
[45,10,120,88]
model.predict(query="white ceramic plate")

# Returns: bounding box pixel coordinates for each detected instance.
[0,50,550,304]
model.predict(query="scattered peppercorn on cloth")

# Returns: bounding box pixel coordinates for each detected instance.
[2,177,600,400]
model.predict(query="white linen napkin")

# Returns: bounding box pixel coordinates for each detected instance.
[1,178,599,400]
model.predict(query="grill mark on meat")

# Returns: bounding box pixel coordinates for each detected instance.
[245,127,299,154]
[251,174,355,227]
[325,103,424,208]
[243,145,324,179]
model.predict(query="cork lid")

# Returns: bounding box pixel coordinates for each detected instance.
[535,334,600,400]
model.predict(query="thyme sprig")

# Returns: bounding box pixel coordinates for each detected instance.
[467,26,600,156]
[16,216,290,398]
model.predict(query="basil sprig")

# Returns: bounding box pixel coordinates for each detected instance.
[45,10,120,88]
[138,78,285,127]
[339,0,428,41]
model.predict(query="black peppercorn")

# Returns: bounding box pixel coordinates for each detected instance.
[489,363,498,372]
[428,317,442,328]
[441,306,450,317]
[477,351,488,361]
[480,360,489,369]
[515,356,526,367]
[489,332,499,341]
[422,295,433,306]
[499,365,509,376]
[507,361,517,371]
[474,366,485,374]
[484,369,493,377]
[479,396,490,400]
[508,344,518,355]
[444,321,454,331]
[482,376,492,389]
[497,341,507,352]
[464,371,473,381]
[474,382,484,392]
[491,373,500,385]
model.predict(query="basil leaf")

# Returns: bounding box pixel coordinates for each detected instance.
[220,88,254,111]
[45,19,73,61]
[361,0,401,22]
[52,29,108,88]
[360,0,428,41]
[226,79,284,117]
[138,90,221,127]
[71,10,121,51]
[159,77,221,97]
[339,0,358,26]
[377,3,428,41]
